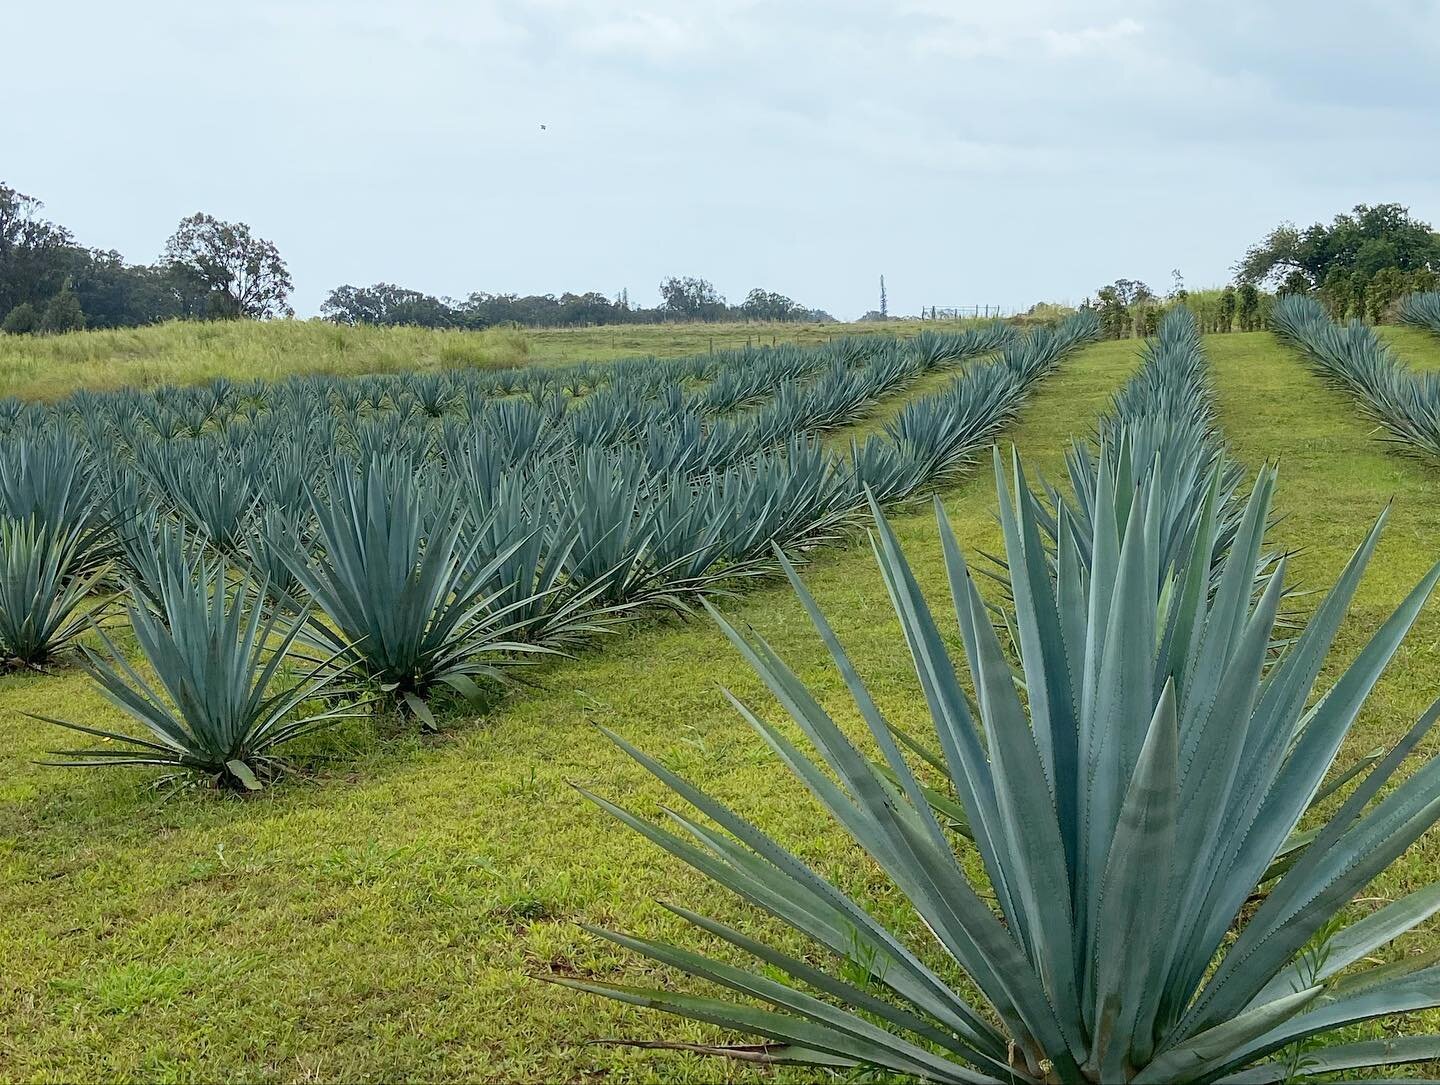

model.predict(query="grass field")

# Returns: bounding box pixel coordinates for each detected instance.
[3,325,1440,1080]
[0,317,970,401]
[1381,323,1440,369]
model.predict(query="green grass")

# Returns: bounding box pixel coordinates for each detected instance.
[0,321,536,401]
[0,316,974,401]
[2,330,1440,1081]
[1379,324,1440,370]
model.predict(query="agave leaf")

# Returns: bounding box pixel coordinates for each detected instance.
[574,925,1002,1082]
[1208,966,1440,1077]
[548,976,1005,1083]
[1088,681,1179,1077]
[1216,1034,1440,1083]
[1132,987,1322,1084]
[655,902,1000,1069]
[1253,880,1440,1010]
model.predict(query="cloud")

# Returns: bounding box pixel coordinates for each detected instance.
[4,0,1439,318]
[1044,17,1142,56]
[570,12,699,61]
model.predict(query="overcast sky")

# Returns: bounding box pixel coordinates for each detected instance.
[7,1,1440,320]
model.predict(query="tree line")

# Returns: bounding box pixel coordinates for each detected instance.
[0,180,833,336]
[1083,201,1440,339]
[319,277,834,329]
[1,183,293,334]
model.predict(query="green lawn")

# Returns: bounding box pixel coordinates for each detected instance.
[2,330,1440,1081]
[1380,323,1440,370]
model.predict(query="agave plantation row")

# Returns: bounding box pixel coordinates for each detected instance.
[572,309,1440,1082]
[0,314,1098,786]
[1272,294,1440,460]
[1400,290,1440,338]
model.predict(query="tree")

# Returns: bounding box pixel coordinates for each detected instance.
[1277,269,1311,297]
[740,289,798,322]
[1094,287,1125,338]
[657,276,726,321]
[1365,267,1410,324]
[1,302,39,334]
[556,291,619,326]
[161,213,293,319]
[879,274,888,318]
[38,279,84,334]
[1349,271,1368,321]
[322,283,457,327]
[0,183,76,315]
[1170,268,1188,304]
[68,250,181,328]
[1217,284,1237,332]
[1092,278,1153,338]
[1236,203,1440,288]
[1318,266,1351,319]
[1237,282,1260,331]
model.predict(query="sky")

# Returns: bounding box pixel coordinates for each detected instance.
[6,1,1440,320]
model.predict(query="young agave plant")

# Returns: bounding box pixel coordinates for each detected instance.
[0,517,109,667]
[1400,290,1440,334]
[567,452,1440,1083]
[286,454,543,727]
[38,560,356,790]
[0,431,114,574]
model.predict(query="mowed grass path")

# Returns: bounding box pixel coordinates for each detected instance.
[0,341,1138,1082]
[5,329,1440,1081]
[1208,332,1440,1049]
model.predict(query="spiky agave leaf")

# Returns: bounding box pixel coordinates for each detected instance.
[551,447,692,614]
[567,455,1440,1084]
[135,436,265,553]
[37,559,357,789]
[1398,290,1440,335]
[0,516,110,666]
[114,511,210,614]
[458,469,624,648]
[286,453,549,726]
[0,430,115,574]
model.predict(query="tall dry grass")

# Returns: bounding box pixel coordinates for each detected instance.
[0,320,533,400]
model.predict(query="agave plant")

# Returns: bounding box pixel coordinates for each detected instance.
[37,560,356,789]
[1399,291,1440,335]
[115,509,208,613]
[284,454,544,726]
[0,517,109,667]
[1272,295,1440,461]
[1013,310,1270,606]
[135,436,265,553]
[458,469,623,648]
[0,430,114,573]
[551,448,690,613]
[564,450,1440,1083]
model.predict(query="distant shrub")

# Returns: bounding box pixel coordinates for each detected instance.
[39,284,85,335]
[1,303,39,335]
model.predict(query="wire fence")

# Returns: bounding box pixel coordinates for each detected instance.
[920,305,1013,320]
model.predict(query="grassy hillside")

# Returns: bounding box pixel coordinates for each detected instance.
[3,329,1440,1079]
[1380,323,1440,369]
[5,314,1437,406]
[0,321,534,401]
[0,317,959,401]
